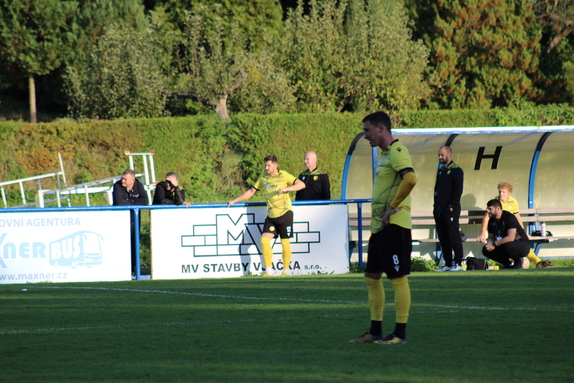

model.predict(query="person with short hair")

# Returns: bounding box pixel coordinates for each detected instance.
[349,111,416,345]
[477,182,552,268]
[482,199,530,269]
[152,172,190,207]
[295,151,330,201]
[112,169,149,274]
[227,155,305,276]
[112,169,149,206]
[433,145,465,272]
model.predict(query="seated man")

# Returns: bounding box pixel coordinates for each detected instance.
[152,172,190,206]
[477,182,552,268]
[482,199,530,269]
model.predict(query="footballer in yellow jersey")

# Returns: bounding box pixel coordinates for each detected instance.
[253,170,298,219]
[349,112,416,346]
[227,155,305,276]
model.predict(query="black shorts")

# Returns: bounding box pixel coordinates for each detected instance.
[263,210,293,239]
[365,224,412,278]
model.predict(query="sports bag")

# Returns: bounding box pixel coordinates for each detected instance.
[465,257,488,270]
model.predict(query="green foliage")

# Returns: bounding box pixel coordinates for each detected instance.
[139,116,231,202]
[0,0,149,122]
[410,256,438,271]
[152,0,284,51]
[176,9,248,119]
[279,0,429,113]
[66,23,168,119]
[0,0,77,76]
[425,0,542,109]
[2,107,574,207]
[229,49,297,114]
[341,0,430,111]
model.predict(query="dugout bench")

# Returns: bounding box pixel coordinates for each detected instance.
[348,208,574,264]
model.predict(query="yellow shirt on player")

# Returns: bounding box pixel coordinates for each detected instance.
[494,195,519,214]
[254,170,297,218]
[371,140,413,232]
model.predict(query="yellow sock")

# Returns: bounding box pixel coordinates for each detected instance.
[280,238,291,270]
[390,277,411,324]
[527,249,541,264]
[365,276,384,321]
[260,237,273,269]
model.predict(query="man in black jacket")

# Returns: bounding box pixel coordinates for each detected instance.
[152,172,189,206]
[482,199,530,269]
[112,169,149,274]
[112,169,149,206]
[433,146,464,271]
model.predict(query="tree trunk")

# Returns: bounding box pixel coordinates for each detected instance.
[29,74,37,123]
[215,94,229,120]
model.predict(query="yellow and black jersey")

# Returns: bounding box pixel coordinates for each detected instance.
[254,170,297,218]
[495,195,520,215]
[372,140,413,232]
[296,168,330,201]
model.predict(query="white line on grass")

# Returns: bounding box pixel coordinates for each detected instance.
[4,286,572,335]
[33,285,574,313]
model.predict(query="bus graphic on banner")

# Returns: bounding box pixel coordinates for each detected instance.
[49,231,103,269]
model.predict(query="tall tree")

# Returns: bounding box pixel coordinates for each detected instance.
[279,0,429,112]
[425,0,541,109]
[66,23,168,119]
[152,0,283,51]
[0,0,148,122]
[534,0,574,53]
[0,0,78,123]
[177,10,248,119]
[535,0,574,104]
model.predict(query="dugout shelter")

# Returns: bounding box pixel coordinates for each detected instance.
[342,125,574,260]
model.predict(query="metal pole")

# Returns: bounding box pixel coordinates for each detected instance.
[59,152,67,187]
[134,208,141,280]
[357,202,364,268]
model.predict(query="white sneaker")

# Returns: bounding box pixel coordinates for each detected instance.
[450,264,464,271]
[435,266,451,272]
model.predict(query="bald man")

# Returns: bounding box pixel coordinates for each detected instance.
[433,145,464,272]
[295,151,331,201]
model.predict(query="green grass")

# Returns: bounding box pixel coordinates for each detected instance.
[2,269,574,382]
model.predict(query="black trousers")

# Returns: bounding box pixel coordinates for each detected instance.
[434,208,463,266]
[482,241,530,268]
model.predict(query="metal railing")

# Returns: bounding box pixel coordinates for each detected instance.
[0,171,66,208]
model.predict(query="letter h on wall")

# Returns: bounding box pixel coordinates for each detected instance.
[474,146,502,170]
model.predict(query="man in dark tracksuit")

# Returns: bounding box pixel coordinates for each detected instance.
[433,146,464,271]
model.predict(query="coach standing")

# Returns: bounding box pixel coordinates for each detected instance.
[349,111,416,345]
[295,151,330,201]
[434,145,464,272]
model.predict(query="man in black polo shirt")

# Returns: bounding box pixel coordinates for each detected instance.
[295,151,330,201]
[482,199,530,269]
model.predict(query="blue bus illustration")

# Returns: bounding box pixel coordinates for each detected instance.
[49,231,103,269]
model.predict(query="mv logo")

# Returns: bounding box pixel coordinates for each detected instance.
[180,213,321,257]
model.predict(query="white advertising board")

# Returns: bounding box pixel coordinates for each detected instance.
[151,205,349,279]
[0,211,132,284]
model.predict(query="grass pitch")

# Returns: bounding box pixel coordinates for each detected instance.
[2,268,574,382]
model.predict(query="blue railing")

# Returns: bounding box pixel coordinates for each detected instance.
[1,198,372,279]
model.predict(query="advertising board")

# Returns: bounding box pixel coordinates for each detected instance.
[151,205,349,279]
[0,211,132,284]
